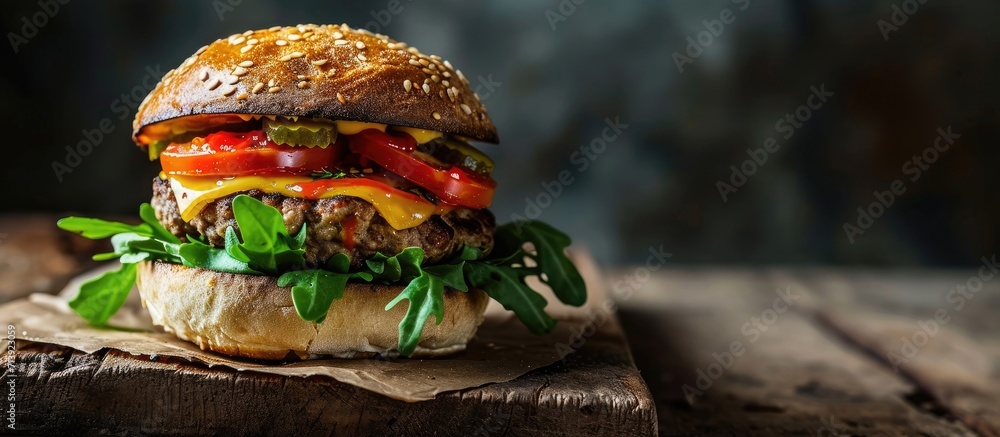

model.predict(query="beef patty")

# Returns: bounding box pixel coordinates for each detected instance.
[150,178,495,269]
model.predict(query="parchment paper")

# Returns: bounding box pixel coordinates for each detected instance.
[1,254,604,402]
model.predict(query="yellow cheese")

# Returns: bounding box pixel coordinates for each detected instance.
[168,175,442,230]
[394,127,444,144]
[336,120,386,135]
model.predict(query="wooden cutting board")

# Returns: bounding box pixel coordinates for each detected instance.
[0,215,656,436]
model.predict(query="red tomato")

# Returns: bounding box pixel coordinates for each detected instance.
[160,130,340,176]
[347,129,496,209]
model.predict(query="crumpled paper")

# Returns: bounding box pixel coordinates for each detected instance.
[1,253,603,402]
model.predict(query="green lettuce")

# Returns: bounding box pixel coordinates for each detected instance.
[57,195,586,357]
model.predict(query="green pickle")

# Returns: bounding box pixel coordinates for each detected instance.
[263,118,337,148]
[434,139,495,176]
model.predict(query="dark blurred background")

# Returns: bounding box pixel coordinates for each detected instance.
[1,0,998,267]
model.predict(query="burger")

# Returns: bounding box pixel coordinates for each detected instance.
[58,24,586,359]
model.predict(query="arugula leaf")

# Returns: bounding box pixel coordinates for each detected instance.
[493,221,586,307]
[464,261,557,335]
[57,216,153,240]
[386,272,445,356]
[366,247,424,283]
[178,243,258,275]
[139,203,181,244]
[69,262,138,325]
[226,195,307,274]
[279,269,349,323]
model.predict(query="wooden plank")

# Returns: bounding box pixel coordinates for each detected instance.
[616,268,977,436]
[776,268,1000,437]
[0,216,656,436]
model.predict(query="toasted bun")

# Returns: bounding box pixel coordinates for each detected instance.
[135,261,489,359]
[133,24,498,145]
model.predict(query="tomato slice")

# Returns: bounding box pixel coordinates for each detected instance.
[348,129,496,209]
[161,130,340,176]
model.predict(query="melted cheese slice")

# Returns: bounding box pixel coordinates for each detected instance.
[168,175,447,230]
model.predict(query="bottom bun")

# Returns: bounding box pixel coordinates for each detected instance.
[135,261,489,359]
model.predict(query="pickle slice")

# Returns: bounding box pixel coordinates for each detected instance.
[433,139,495,176]
[263,118,337,148]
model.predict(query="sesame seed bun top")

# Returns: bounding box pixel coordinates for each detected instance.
[132,23,499,145]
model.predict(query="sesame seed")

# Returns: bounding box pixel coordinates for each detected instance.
[268,86,282,93]
[457,70,467,82]
[268,79,275,87]
[226,75,239,85]
[422,68,433,75]
[199,71,209,81]
[473,93,481,102]
[431,55,441,61]
[297,81,308,89]
[268,26,281,32]
[335,39,348,45]
[291,51,304,58]
[311,59,328,66]
[362,168,373,174]
[480,113,486,120]
[223,87,237,96]
[231,36,245,45]
[428,63,437,70]
[419,59,429,66]
[461,104,472,115]
[252,82,265,94]
[450,86,460,97]
[403,79,412,92]
[247,38,259,45]
[444,60,453,69]
[431,75,440,82]
[407,47,418,54]
[302,32,313,38]
[243,30,253,36]
[443,71,451,78]
[442,80,450,87]
[337,93,346,103]
[355,41,365,49]
[237,93,249,100]
[276,39,287,46]
[240,45,252,54]
[439,90,446,99]
[288,34,301,41]
[432,112,441,120]
[195,45,208,55]
[357,53,367,61]
[408,59,421,66]
[446,88,454,99]
[422,83,430,94]
[239,60,254,68]
[325,69,337,77]
[297,25,307,33]
[333,31,344,39]
[279,54,293,62]
[207,79,221,90]
[232,66,248,76]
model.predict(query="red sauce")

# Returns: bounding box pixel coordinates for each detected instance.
[342,215,358,251]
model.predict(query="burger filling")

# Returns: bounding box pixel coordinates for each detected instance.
[59,114,587,357]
